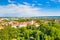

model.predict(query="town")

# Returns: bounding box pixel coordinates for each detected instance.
[0,17,60,40]
[0,18,40,29]
[0,17,60,29]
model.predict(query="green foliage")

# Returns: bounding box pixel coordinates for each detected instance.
[0,18,60,40]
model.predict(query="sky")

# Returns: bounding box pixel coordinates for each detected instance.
[0,0,60,17]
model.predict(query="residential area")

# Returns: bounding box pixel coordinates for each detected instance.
[0,18,60,40]
[0,18,40,29]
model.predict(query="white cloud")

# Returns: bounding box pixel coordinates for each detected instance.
[0,0,60,17]
[32,4,36,7]
[23,2,30,5]
[8,0,12,3]
[8,0,15,3]
[0,4,45,17]
[0,4,60,17]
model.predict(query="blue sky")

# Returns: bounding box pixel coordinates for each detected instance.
[0,0,60,17]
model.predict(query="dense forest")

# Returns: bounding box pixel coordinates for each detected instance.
[0,18,60,40]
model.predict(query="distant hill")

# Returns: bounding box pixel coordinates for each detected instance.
[0,16,60,19]
[33,16,60,18]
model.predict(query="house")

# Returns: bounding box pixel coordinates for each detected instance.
[0,19,40,28]
[11,22,29,28]
[34,23,40,27]
[0,26,4,29]
[11,22,19,28]
[11,20,40,28]
[54,19,60,23]
[18,22,28,28]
